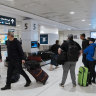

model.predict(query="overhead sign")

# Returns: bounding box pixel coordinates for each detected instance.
[0,15,16,26]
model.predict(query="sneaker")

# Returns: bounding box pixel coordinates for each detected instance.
[24,81,31,87]
[1,85,11,90]
[59,83,64,87]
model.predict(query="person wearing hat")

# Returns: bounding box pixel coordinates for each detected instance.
[58,34,81,87]
[1,32,31,90]
[84,38,96,84]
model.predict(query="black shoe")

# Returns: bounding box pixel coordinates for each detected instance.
[59,83,64,87]
[92,81,96,84]
[24,81,31,87]
[89,82,92,85]
[1,85,11,90]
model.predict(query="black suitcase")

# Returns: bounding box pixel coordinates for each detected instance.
[11,71,20,83]
[25,60,41,70]
[4,58,20,83]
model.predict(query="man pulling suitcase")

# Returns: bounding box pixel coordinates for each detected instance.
[1,32,31,90]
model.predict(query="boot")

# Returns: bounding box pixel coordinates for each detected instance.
[1,85,11,90]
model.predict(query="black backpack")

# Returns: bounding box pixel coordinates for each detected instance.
[67,42,79,61]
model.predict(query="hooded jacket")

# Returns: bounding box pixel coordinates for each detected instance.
[84,43,96,61]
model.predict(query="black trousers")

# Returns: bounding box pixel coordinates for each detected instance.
[6,61,30,86]
[82,54,87,67]
[51,54,58,66]
[86,60,95,83]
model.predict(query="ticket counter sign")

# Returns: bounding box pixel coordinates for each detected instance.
[0,15,16,26]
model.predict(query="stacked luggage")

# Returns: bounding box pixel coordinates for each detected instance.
[78,66,89,87]
[25,60,49,85]
[28,51,54,61]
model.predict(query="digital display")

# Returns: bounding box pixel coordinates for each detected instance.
[0,35,8,44]
[40,34,48,44]
[31,41,38,48]
[0,15,16,26]
[90,32,96,39]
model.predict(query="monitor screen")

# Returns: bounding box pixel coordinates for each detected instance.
[31,41,38,48]
[90,32,96,39]
[0,35,8,44]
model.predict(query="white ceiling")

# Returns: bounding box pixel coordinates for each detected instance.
[0,0,96,30]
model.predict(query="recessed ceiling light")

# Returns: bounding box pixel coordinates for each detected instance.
[17,25,20,27]
[6,0,14,1]
[68,28,71,30]
[81,19,86,22]
[89,24,91,25]
[70,11,75,15]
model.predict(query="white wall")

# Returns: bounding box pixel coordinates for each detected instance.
[40,25,59,45]
[59,30,90,46]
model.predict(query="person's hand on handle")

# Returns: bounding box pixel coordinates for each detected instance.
[22,60,25,64]
[58,48,62,55]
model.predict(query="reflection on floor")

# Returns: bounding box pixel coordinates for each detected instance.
[0,51,96,96]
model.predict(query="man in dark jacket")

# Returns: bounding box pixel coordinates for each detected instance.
[80,33,89,67]
[1,32,31,90]
[50,40,60,71]
[59,34,81,87]
[0,48,1,76]
[0,43,2,62]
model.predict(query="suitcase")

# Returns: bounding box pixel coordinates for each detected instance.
[78,66,89,87]
[38,51,53,61]
[27,68,49,85]
[25,60,41,70]
[28,56,42,62]
[11,71,20,83]
[4,58,20,83]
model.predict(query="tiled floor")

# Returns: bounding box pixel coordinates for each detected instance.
[0,51,96,96]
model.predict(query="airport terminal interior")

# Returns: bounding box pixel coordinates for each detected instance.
[0,0,96,96]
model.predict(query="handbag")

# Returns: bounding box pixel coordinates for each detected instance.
[57,51,67,65]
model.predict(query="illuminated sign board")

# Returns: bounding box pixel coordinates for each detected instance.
[0,15,16,26]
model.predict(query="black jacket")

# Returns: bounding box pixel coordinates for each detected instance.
[7,38,25,61]
[50,44,60,55]
[82,39,89,50]
[0,45,2,59]
[60,40,81,52]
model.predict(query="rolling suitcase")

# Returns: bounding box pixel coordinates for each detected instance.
[78,66,89,87]
[25,61,49,85]
[4,58,20,83]
[11,71,20,83]
[28,68,49,85]
[28,56,42,62]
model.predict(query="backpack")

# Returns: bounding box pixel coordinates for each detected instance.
[67,42,79,61]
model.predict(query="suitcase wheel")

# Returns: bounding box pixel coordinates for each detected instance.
[36,80,38,82]
[43,82,46,85]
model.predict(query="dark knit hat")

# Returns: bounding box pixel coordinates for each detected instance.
[89,38,95,42]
